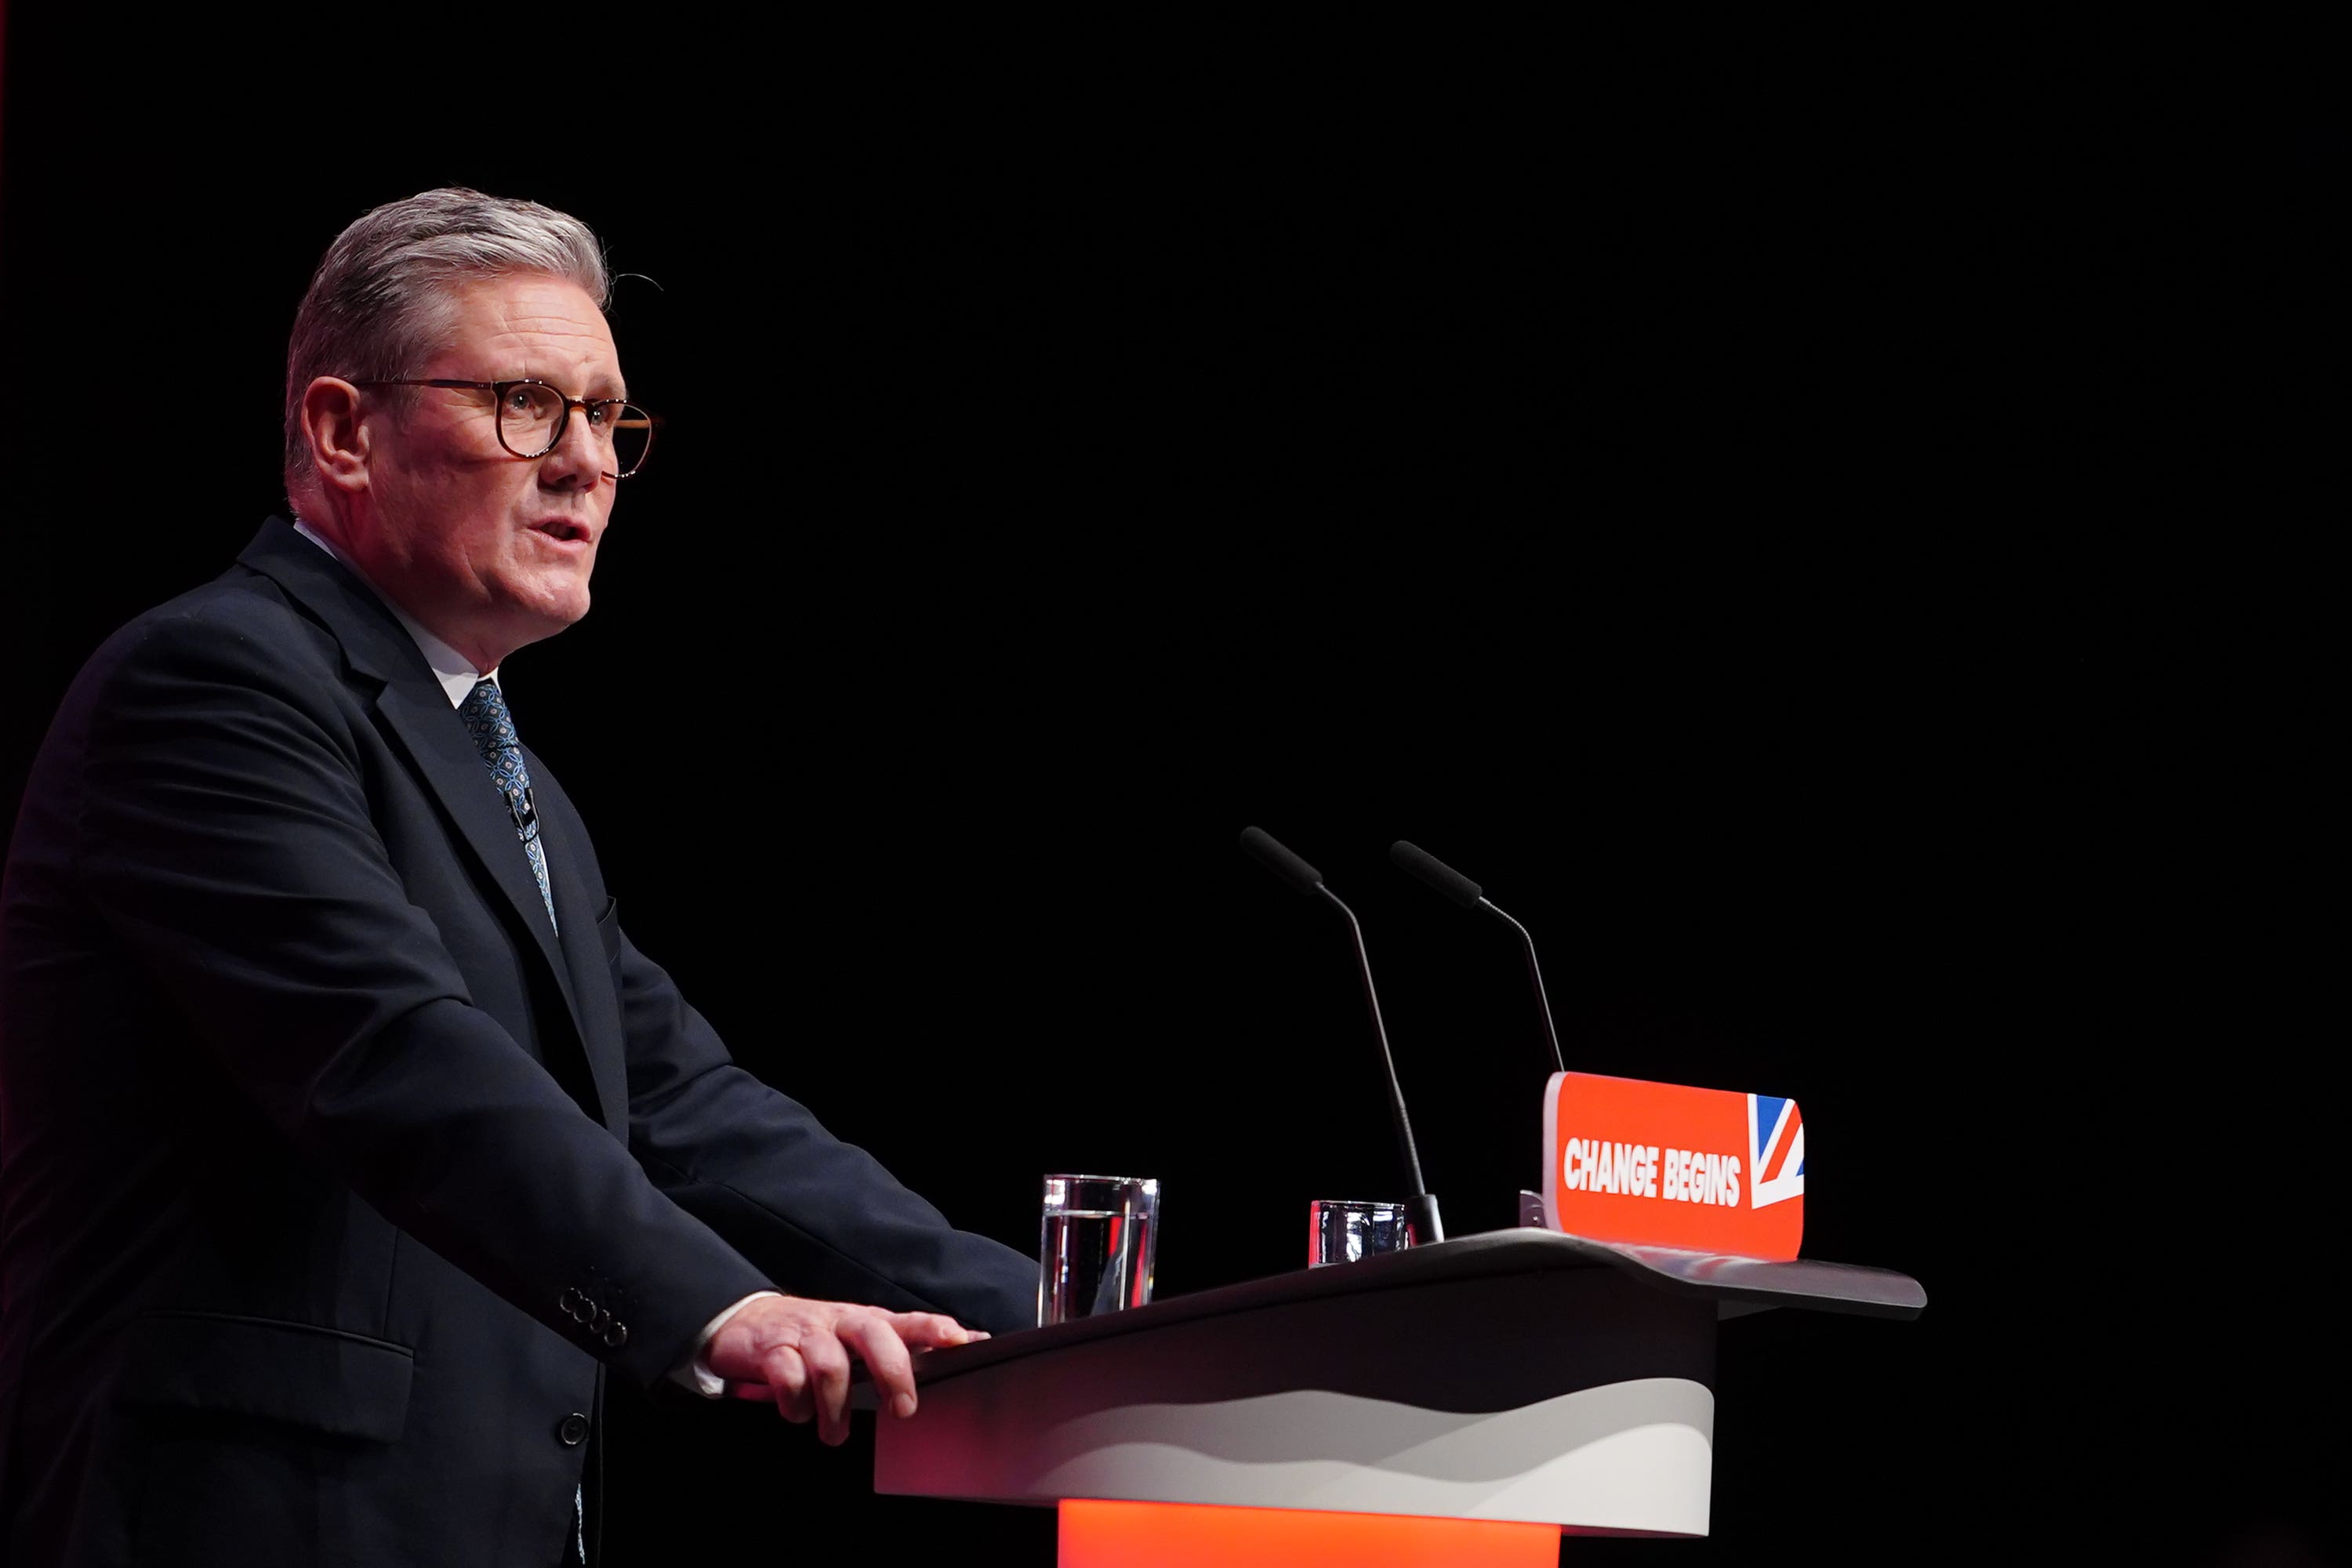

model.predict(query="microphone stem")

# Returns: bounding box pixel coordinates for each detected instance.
[1313,883,1429,1200]
[1481,898,1566,1076]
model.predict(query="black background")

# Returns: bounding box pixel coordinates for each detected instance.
[1,18,2337,1566]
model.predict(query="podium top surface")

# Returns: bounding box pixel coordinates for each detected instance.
[898,1230,1923,1392]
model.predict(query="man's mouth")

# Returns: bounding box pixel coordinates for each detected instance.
[532,518,593,545]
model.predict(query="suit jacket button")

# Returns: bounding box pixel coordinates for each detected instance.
[557,1412,590,1446]
[603,1323,629,1348]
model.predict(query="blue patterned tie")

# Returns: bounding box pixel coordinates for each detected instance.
[458,679,557,934]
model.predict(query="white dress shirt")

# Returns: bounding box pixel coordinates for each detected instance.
[290,518,775,1396]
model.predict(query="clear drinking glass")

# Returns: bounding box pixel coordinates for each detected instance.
[1308,1199,1413,1267]
[1038,1174,1159,1327]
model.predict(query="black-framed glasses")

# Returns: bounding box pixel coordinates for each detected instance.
[353,379,658,478]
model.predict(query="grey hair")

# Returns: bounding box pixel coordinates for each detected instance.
[281,187,609,505]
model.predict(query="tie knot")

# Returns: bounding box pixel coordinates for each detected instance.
[459,678,518,761]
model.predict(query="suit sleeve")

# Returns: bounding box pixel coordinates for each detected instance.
[71,612,775,1387]
[608,930,1037,1335]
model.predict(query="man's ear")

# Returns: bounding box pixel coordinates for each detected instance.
[302,377,372,495]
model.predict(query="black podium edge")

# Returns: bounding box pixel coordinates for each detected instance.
[885,1229,1925,1396]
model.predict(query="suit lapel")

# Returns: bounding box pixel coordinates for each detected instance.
[237,520,600,1104]
[371,680,588,1037]
[535,801,628,1137]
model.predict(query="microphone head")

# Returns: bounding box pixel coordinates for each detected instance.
[1389,840,1485,909]
[1239,826,1325,895]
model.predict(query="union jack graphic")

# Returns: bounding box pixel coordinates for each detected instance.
[1748,1093,1806,1210]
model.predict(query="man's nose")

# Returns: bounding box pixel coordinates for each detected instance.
[539,408,605,489]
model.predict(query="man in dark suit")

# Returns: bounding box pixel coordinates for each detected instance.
[0,188,1035,1566]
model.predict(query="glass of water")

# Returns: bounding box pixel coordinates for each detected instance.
[1038,1174,1159,1327]
[1308,1199,1413,1267]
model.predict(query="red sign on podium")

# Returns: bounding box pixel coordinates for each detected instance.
[1539,1070,1805,1260]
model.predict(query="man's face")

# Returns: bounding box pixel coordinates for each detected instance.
[353,273,623,668]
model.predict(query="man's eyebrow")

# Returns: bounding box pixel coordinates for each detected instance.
[505,372,626,401]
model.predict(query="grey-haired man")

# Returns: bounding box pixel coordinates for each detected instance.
[0,188,1032,1567]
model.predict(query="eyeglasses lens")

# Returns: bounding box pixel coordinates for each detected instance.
[602,405,654,477]
[498,383,568,459]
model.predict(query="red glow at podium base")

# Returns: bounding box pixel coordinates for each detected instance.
[1058,1499,1562,1566]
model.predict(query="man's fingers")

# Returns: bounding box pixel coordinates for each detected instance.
[888,1311,980,1350]
[760,1343,811,1424]
[845,1313,920,1420]
[720,1298,993,1436]
[799,1327,855,1446]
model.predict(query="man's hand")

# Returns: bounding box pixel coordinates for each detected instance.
[702,1295,988,1446]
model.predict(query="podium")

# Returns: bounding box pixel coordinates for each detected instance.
[869,1229,1923,1565]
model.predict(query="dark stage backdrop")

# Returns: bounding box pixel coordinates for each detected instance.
[1,22,2336,1566]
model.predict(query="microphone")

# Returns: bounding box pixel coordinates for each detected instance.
[1238,827,1443,1245]
[1389,840,1566,1077]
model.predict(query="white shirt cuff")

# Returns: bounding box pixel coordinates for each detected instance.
[669,1290,784,1398]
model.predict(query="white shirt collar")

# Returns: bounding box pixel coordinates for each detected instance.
[291,517,493,710]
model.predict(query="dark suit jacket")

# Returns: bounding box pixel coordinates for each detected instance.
[0,519,1034,1566]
